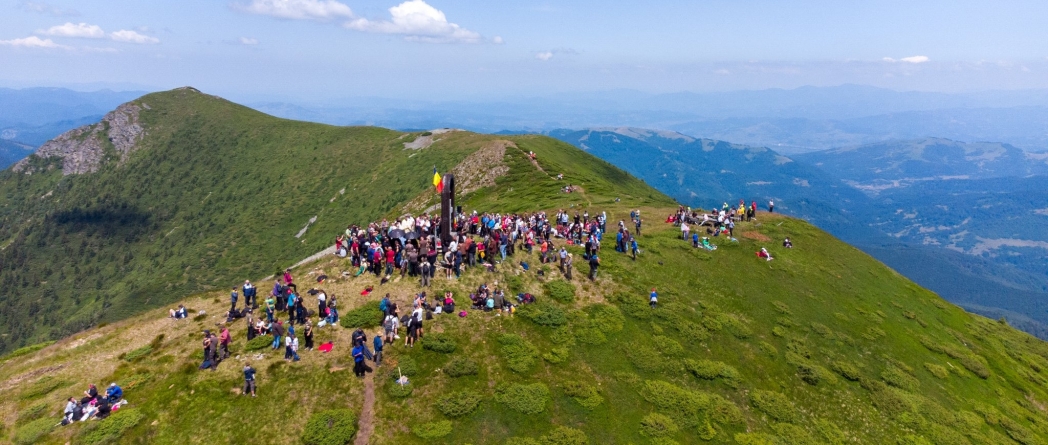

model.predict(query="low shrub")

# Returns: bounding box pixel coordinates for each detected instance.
[684,359,740,387]
[773,423,817,444]
[641,380,710,427]
[437,390,483,417]
[718,313,753,339]
[16,403,48,426]
[544,280,576,303]
[19,376,68,400]
[960,355,991,379]
[587,304,624,333]
[540,426,589,445]
[387,382,413,398]
[499,334,539,373]
[496,383,550,414]
[0,341,55,363]
[519,303,568,327]
[14,417,54,445]
[625,342,664,372]
[651,335,684,356]
[749,390,799,423]
[302,409,357,445]
[422,333,456,353]
[677,320,710,341]
[924,363,949,379]
[759,341,778,356]
[506,275,524,294]
[390,356,418,377]
[830,360,862,381]
[815,419,847,445]
[122,345,153,362]
[413,420,452,439]
[444,356,478,377]
[797,362,836,386]
[549,326,576,345]
[79,408,145,445]
[245,335,272,352]
[882,365,920,392]
[640,413,679,437]
[562,381,603,409]
[543,347,569,364]
[506,438,542,445]
[340,303,382,329]
[572,322,607,345]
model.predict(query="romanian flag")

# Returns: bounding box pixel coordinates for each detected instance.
[433,168,444,193]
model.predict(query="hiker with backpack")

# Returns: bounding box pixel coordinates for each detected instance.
[588,254,600,281]
[373,334,383,366]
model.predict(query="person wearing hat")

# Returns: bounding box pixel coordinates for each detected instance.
[105,382,123,404]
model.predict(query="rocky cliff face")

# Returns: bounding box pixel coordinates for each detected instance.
[12,101,146,175]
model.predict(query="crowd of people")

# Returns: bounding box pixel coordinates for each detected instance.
[61,383,126,426]
[161,198,784,399]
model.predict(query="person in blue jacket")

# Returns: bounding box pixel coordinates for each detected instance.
[105,383,123,403]
[373,334,384,366]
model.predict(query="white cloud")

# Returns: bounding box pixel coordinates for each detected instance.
[109,30,160,44]
[900,55,929,64]
[239,37,260,45]
[40,22,105,38]
[0,35,68,49]
[82,46,119,53]
[18,1,79,17]
[492,36,503,44]
[534,48,577,61]
[345,0,481,43]
[884,56,930,64]
[237,0,354,21]
[714,68,731,75]
[535,51,553,61]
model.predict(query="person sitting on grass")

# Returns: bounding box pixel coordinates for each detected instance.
[105,383,123,404]
[757,247,774,261]
[170,304,187,319]
[783,237,793,248]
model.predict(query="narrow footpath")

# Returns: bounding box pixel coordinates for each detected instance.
[354,371,376,445]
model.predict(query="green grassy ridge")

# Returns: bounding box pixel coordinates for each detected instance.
[9,211,1048,444]
[0,88,670,354]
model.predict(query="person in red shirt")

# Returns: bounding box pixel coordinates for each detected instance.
[385,246,396,276]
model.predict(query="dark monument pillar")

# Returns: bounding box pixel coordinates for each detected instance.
[440,174,456,246]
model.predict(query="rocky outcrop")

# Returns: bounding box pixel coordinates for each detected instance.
[13,102,146,175]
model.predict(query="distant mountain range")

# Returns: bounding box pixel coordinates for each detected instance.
[551,129,1048,338]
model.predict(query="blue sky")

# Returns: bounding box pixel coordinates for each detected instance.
[1,0,1046,101]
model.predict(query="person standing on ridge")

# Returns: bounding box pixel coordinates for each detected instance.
[230,287,238,313]
[588,253,600,281]
[769,200,775,213]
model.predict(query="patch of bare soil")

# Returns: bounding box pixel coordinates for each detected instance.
[742,231,771,242]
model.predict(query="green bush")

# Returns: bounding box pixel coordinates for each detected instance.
[505,275,524,294]
[19,376,68,400]
[422,333,457,353]
[388,382,413,398]
[79,408,145,445]
[519,303,568,327]
[391,356,418,377]
[625,342,663,372]
[302,409,357,445]
[339,303,382,329]
[499,334,539,373]
[815,419,847,445]
[882,365,920,392]
[798,362,836,386]
[542,347,569,364]
[413,420,452,439]
[0,341,55,363]
[14,417,54,445]
[640,412,679,437]
[507,438,542,445]
[16,403,48,426]
[830,360,862,381]
[122,344,153,362]
[540,426,589,445]
[496,383,550,414]
[641,380,713,427]
[245,335,272,352]
[562,381,603,409]
[684,359,740,387]
[444,356,479,377]
[772,423,817,444]
[544,280,576,303]
[437,389,483,417]
[587,304,624,333]
[924,363,949,379]
[651,335,684,356]
[572,322,607,345]
[749,390,799,423]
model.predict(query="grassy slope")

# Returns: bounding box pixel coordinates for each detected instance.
[0,88,509,352]
[3,131,1048,445]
